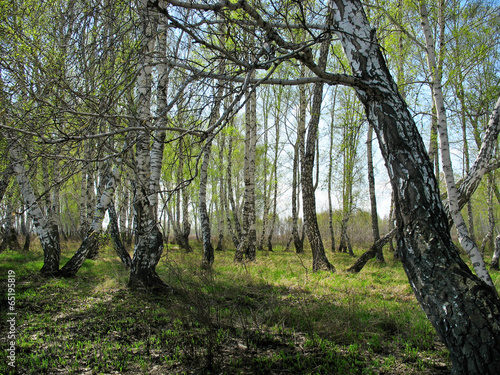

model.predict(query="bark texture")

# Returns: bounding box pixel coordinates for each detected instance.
[108,202,132,268]
[10,145,60,275]
[367,124,383,262]
[300,32,334,272]
[420,0,494,287]
[129,1,167,291]
[491,235,500,271]
[234,72,257,263]
[330,1,500,373]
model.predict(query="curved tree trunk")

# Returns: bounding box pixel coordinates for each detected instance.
[347,227,397,273]
[330,1,500,372]
[60,166,119,277]
[108,202,132,268]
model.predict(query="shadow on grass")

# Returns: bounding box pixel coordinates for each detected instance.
[0,247,450,374]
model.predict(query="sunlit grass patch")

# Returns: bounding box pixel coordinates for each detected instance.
[0,242,452,374]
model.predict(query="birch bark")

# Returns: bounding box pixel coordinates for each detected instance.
[300,31,335,272]
[330,1,500,372]
[225,134,242,248]
[291,67,307,254]
[491,235,500,271]
[10,145,60,275]
[200,82,224,267]
[420,1,494,287]
[128,0,167,290]
[234,72,257,262]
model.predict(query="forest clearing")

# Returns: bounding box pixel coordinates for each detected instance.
[2,241,483,375]
[2,0,500,373]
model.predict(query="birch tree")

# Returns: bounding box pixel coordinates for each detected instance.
[300,28,335,272]
[331,1,500,371]
[419,0,494,287]
[200,81,224,267]
[9,144,61,275]
[234,72,258,262]
[128,0,166,290]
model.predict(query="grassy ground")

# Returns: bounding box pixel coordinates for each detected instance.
[2,240,493,374]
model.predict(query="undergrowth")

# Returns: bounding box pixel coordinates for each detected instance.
[0,240,483,374]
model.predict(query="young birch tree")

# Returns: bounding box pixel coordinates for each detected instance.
[419,0,494,287]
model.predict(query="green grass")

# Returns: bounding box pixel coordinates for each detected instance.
[1,240,484,374]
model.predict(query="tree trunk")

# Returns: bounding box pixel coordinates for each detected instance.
[420,1,494,287]
[267,91,281,252]
[458,78,476,243]
[234,73,257,262]
[327,89,337,253]
[291,67,307,255]
[299,28,334,272]
[338,217,353,255]
[10,144,60,275]
[367,124,384,262]
[108,202,132,268]
[330,1,500,372]
[60,166,119,277]
[347,227,397,273]
[172,137,193,252]
[0,161,13,204]
[0,195,21,254]
[215,132,226,252]
[454,95,500,213]
[491,235,500,271]
[129,1,167,291]
[200,138,215,267]
[21,211,31,252]
[258,100,270,252]
[225,134,242,248]
[200,61,224,266]
[388,192,397,258]
[480,174,495,255]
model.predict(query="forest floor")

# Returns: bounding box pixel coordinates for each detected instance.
[3,240,496,374]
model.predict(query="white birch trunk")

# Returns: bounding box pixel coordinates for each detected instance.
[199,138,214,266]
[10,145,60,274]
[200,70,224,266]
[455,95,500,210]
[491,235,500,271]
[129,0,167,290]
[420,1,494,287]
[328,1,500,371]
[234,71,257,262]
